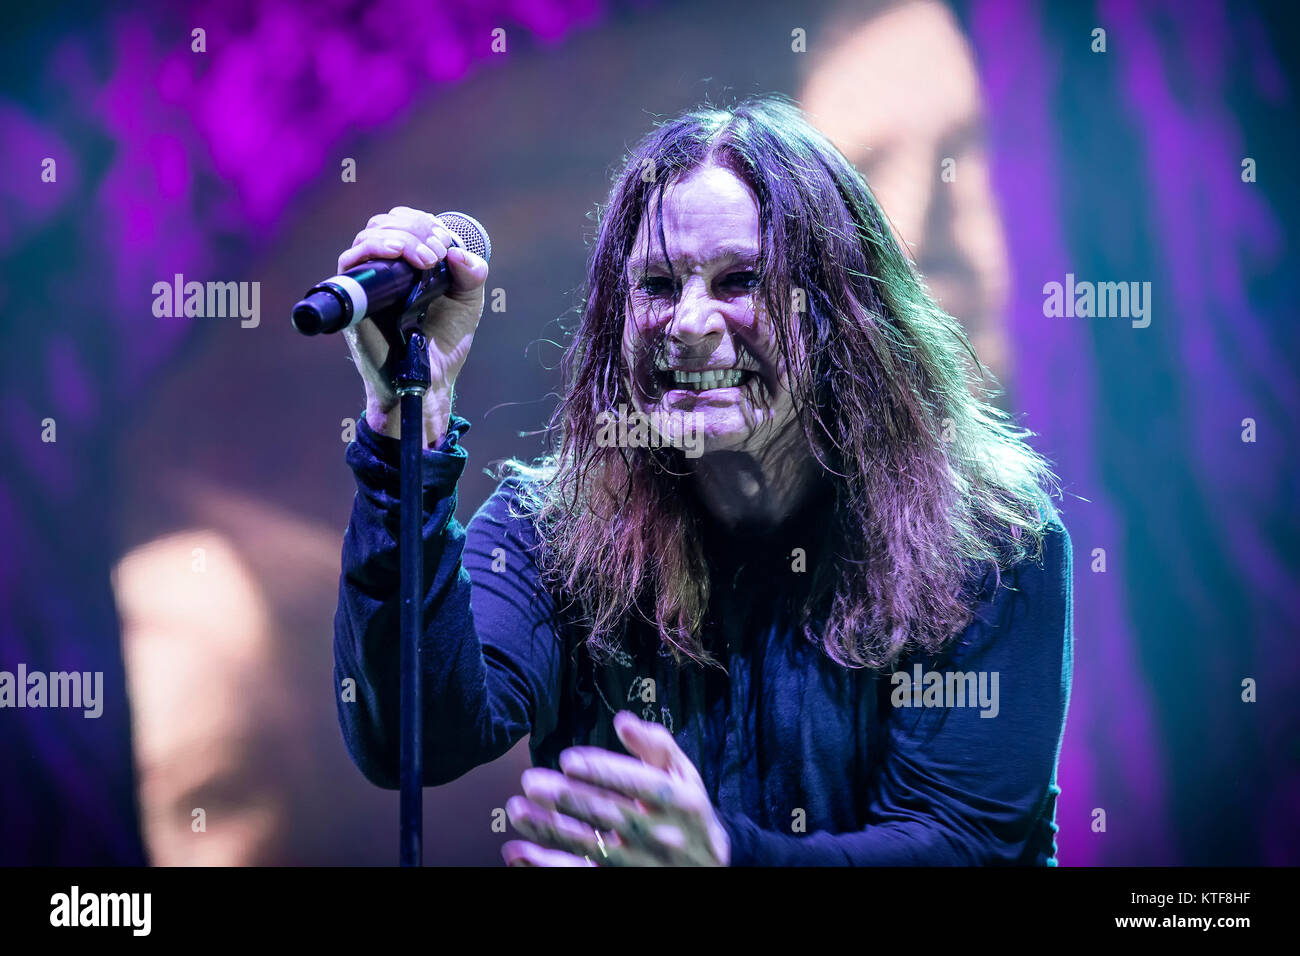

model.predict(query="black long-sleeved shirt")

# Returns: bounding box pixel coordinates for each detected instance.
[334,413,1074,865]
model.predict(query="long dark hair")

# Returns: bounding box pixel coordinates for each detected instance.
[502,94,1057,670]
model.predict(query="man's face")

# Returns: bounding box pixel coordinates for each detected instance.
[622,163,798,457]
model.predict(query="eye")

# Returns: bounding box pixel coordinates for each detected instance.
[636,275,675,297]
[722,270,761,291]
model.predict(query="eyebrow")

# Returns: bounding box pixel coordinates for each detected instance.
[628,244,761,273]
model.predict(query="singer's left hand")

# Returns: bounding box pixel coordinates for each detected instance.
[502,711,730,866]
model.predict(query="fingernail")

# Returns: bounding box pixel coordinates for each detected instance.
[415,243,436,265]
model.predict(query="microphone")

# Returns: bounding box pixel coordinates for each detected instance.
[291,211,491,336]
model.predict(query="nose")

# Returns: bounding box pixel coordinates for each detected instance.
[665,276,724,348]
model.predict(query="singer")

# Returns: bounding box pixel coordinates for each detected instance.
[332,95,1073,866]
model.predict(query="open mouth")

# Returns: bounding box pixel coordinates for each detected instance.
[655,367,759,392]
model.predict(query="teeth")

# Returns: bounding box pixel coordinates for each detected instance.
[667,369,746,390]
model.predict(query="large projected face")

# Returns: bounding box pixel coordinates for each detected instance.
[801,0,1011,386]
[621,162,799,459]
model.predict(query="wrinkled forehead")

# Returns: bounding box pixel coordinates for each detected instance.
[626,163,762,271]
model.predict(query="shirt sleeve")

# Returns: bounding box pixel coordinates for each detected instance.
[718,515,1074,866]
[332,412,565,789]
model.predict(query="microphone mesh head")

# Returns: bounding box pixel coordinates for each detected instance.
[437,211,491,263]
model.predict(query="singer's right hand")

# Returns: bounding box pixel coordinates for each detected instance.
[339,206,489,445]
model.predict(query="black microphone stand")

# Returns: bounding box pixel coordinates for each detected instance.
[297,237,485,866]
[393,314,431,868]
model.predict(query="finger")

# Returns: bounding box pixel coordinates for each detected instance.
[356,225,448,263]
[443,245,489,295]
[340,228,439,272]
[429,223,457,252]
[506,794,666,866]
[522,767,687,864]
[523,771,677,862]
[361,213,414,234]
[613,710,695,779]
[558,747,684,814]
[520,767,638,830]
[365,209,430,231]
[383,205,437,234]
[364,212,462,256]
[501,840,594,868]
[507,795,607,860]
[340,230,427,271]
[358,215,484,288]
[358,227,441,267]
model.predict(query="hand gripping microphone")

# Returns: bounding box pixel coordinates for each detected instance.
[291,211,491,336]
